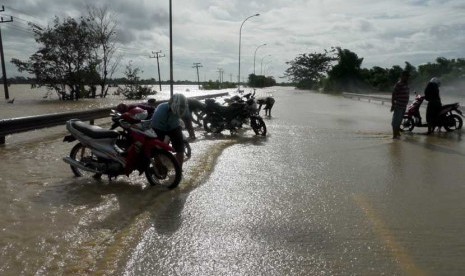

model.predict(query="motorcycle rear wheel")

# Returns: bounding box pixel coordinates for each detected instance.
[145,149,182,189]
[444,114,463,132]
[69,143,102,178]
[400,117,415,132]
[251,116,267,136]
[203,114,224,133]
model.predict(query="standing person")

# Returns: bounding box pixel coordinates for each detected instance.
[150,93,188,169]
[390,71,411,139]
[424,77,442,134]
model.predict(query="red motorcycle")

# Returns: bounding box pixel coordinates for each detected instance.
[63,108,182,189]
[400,93,463,132]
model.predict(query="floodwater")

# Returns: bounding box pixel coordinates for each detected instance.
[1,86,465,275]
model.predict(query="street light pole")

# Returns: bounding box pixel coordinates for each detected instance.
[238,13,259,92]
[253,43,266,75]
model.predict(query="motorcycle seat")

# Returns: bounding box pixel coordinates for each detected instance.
[442,103,458,109]
[72,120,119,139]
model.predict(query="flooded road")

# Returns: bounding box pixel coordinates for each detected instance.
[1,87,465,275]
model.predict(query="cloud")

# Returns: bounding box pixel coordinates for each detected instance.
[1,0,465,82]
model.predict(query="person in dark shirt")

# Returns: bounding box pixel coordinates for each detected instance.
[424,77,442,134]
[390,71,411,139]
[257,96,275,117]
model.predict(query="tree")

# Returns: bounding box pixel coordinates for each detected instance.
[87,4,121,98]
[248,74,276,88]
[324,47,365,92]
[11,17,99,100]
[116,61,154,99]
[284,50,334,89]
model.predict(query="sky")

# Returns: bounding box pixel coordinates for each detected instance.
[1,0,465,83]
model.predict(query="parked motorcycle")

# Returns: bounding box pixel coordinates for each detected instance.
[110,109,191,161]
[63,108,182,189]
[202,92,267,136]
[401,93,463,132]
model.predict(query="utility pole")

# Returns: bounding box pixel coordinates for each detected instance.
[217,68,224,83]
[0,6,13,100]
[217,68,224,88]
[169,0,173,96]
[192,62,202,89]
[149,50,164,91]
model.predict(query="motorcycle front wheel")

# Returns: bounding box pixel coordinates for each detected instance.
[444,114,463,132]
[184,140,192,161]
[251,116,267,136]
[192,110,206,127]
[69,143,102,178]
[400,117,415,132]
[145,149,182,189]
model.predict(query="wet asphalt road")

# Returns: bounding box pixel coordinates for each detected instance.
[1,87,465,275]
[124,89,465,275]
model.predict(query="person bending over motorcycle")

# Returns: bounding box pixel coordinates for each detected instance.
[151,93,188,169]
[424,77,442,134]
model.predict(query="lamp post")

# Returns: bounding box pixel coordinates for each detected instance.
[260,54,271,75]
[253,43,266,75]
[238,13,259,92]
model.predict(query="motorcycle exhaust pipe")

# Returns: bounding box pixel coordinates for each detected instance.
[63,157,102,174]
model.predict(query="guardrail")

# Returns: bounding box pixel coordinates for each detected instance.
[342,92,391,105]
[0,92,229,145]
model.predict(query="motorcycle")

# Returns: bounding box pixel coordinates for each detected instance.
[400,93,463,132]
[62,108,182,189]
[110,109,192,161]
[202,92,267,136]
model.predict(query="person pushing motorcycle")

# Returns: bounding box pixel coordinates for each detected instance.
[424,77,442,134]
[151,93,188,169]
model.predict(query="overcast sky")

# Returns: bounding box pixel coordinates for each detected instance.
[2,0,465,83]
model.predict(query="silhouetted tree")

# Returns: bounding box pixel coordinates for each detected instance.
[324,47,366,92]
[11,16,99,100]
[248,74,276,88]
[284,50,334,89]
[87,4,121,98]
